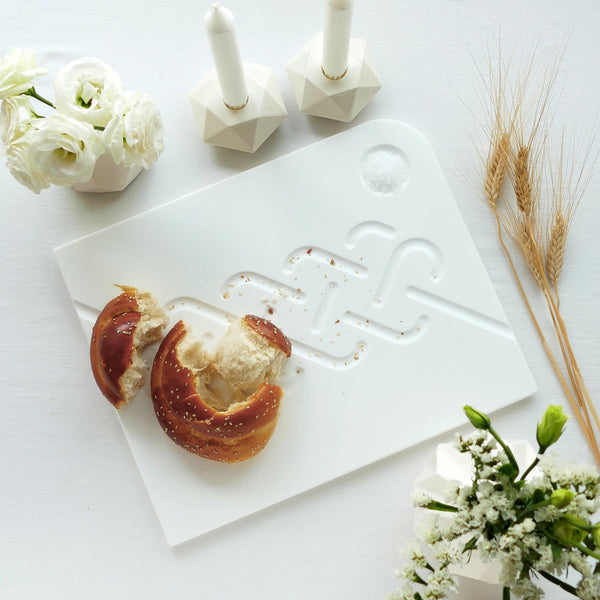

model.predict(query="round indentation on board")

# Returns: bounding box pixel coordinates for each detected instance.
[359,145,411,196]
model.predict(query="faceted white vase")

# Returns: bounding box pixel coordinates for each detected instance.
[72,152,142,193]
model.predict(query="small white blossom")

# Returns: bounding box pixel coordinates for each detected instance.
[421,521,443,546]
[413,491,434,507]
[530,543,554,571]
[540,455,600,490]
[390,582,416,600]
[0,49,47,99]
[512,577,543,600]
[422,570,457,599]
[577,572,600,600]
[402,541,430,569]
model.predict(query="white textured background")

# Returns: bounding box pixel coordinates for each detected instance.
[0,1,598,598]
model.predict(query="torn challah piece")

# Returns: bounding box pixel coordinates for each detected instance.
[90,286,168,408]
[151,315,292,463]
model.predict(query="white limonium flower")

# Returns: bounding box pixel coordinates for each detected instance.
[395,406,600,600]
[0,96,35,147]
[0,49,47,99]
[53,58,124,127]
[102,90,164,168]
[28,114,104,186]
[577,572,600,600]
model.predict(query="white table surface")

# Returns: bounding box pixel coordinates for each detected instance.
[1,1,598,598]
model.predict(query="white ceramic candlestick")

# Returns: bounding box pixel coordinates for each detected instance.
[322,0,354,80]
[286,1,381,123]
[204,4,248,109]
[287,30,381,123]
[189,4,287,153]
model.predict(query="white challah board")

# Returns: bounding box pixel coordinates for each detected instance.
[55,120,536,545]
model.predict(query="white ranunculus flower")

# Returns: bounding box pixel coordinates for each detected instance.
[28,113,104,186]
[102,91,164,168]
[0,96,35,147]
[53,57,124,127]
[5,140,50,194]
[0,49,47,99]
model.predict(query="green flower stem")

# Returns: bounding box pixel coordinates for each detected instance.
[502,587,511,600]
[488,425,520,479]
[24,87,54,109]
[561,514,593,532]
[462,536,479,553]
[410,572,427,586]
[537,570,579,597]
[549,532,600,560]
[519,453,543,481]
[423,500,459,513]
[518,498,551,519]
[569,539,600,560]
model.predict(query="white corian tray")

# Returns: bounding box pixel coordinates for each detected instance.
[54,120,536,545]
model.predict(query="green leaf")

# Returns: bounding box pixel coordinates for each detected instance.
[462,536,479,552]
[423,500,459,513]
[550,542,563,561]
[497,463,519,480]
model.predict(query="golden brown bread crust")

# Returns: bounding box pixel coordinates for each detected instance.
[151,320,286,463]
[243,315,292,357]
[90,286,141,408]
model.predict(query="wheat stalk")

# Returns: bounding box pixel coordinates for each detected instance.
[475,43,600,464]
[546,211,567,291]
[517,219,544,287]
[485,133,511,208]
[544,130,598,297]
[514,145,534,215]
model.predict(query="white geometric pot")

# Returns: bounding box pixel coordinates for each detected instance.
[286,31,382,122]
[72,152,142,193]
[188,63,287,153]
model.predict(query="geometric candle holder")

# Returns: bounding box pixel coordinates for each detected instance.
[188,63,288,153]
[286,31,382,123]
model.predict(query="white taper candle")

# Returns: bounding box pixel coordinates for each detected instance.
[322,0,354,80]
[204,4,248,109]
